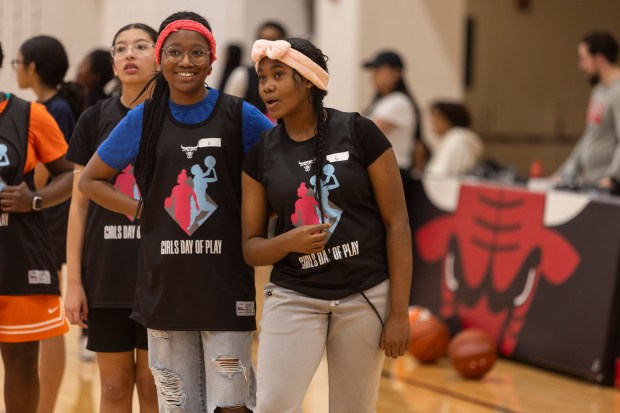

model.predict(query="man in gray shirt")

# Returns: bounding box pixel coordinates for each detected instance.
[559,31,620,190]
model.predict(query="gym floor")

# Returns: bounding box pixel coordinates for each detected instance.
[0,268,618,412]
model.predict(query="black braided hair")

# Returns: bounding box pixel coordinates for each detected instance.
[133,11,212,215]
[286,38,329,222]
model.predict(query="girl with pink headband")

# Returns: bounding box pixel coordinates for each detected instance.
[242,38,412,412]
[80,10,273,413]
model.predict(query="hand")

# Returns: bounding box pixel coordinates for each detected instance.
[284,223,330,254]
[598,177,614,189]
[0,182,34,212]
[65,283,89,329]
[380,312,410,359]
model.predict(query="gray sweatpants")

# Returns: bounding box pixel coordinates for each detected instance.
[255,279,389,413]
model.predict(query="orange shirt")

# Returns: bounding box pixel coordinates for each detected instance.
[0,98,68,174]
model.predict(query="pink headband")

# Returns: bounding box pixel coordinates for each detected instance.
[155,20,217,65]
[251,39,329,91]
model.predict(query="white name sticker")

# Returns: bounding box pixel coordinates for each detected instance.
[198,138,222,148]
[236,301,256,316]
[28,270,51,284]
[326,151,349,163]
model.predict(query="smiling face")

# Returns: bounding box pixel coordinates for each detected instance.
[160,29,212,105]
[257,57,312,120]
[111,28,157,87]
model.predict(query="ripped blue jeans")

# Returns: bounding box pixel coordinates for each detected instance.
[147,330,256,413]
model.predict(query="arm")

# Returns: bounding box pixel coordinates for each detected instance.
[241,172,329,266]
[368,148,413,359]
[0,156,73,213]
[372,118,397,134]
[555,136,584,181]
[65,164,89,328]
[601,97,620,186]
[79,153,139,217]
[224,67,249,98]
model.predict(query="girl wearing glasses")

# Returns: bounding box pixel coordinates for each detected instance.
[14,34,86,413]
[242,38,412,412]
[65,23,159,412]
[79,11,273,413]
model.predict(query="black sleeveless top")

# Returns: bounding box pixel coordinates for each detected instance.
[133,93,256,331]
[245,109,390,300]
[0,95,59,295]
[66,97,138,308]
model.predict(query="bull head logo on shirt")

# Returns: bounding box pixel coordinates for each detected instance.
[181,144,199,159]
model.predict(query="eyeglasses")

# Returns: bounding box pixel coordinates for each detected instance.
[163,46,210,65]
[109,42,154,58]
[10,59,24,70]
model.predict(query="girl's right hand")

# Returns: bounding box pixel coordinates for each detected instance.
[65,283,89,329]
[285,223,331,254]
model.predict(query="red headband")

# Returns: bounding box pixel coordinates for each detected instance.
[155,19,217,65]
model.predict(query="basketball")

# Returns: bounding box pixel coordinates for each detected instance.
[408,307,451,363]
[449,328,497,378]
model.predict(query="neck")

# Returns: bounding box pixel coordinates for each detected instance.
[599,65,620,85]
[169,87,207,106]
[32,80,58,103]
[120,82,153,108]
[283,107,319,142]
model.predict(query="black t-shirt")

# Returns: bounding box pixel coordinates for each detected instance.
[66,97,139,308]
[243,109,392,299]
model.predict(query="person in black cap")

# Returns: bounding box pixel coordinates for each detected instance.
[363,50,425,225]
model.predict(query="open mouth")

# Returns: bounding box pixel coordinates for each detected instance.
[176,71,197,79]
[124,63,139,73]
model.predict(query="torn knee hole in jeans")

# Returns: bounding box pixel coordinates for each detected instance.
[150,330,170,339]
[151,366,186,408]
[212,356,248,380]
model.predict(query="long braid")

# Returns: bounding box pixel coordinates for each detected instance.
[286,38,329,223]
[311,96,327,223]
[133,11,213,216]
[133,71,169,215]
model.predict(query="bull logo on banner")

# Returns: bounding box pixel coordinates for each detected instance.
[415,180,585,355]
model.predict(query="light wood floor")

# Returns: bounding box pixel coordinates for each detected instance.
[1,325,619,413]
[0,267,618,412]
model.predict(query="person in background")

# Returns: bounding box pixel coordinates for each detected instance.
[425,101,483,177]
[65,23,159,412]
[363,50,424,225]
[14,34,85,413]
[76,49,115,107]
[224,20,287,116]
[218,44,242,92]
[556,31,620,190]
[0,40,72,413]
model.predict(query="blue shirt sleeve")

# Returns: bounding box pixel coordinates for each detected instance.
[241,101,274,155]
[97,104,144,170]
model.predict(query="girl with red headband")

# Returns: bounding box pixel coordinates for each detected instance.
[80,11,273,413]
[242,38,412,412]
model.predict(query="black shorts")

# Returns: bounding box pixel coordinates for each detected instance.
[86,308,148,352]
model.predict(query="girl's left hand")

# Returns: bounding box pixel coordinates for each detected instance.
[380,312,410,359]
[0,182,34,212]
